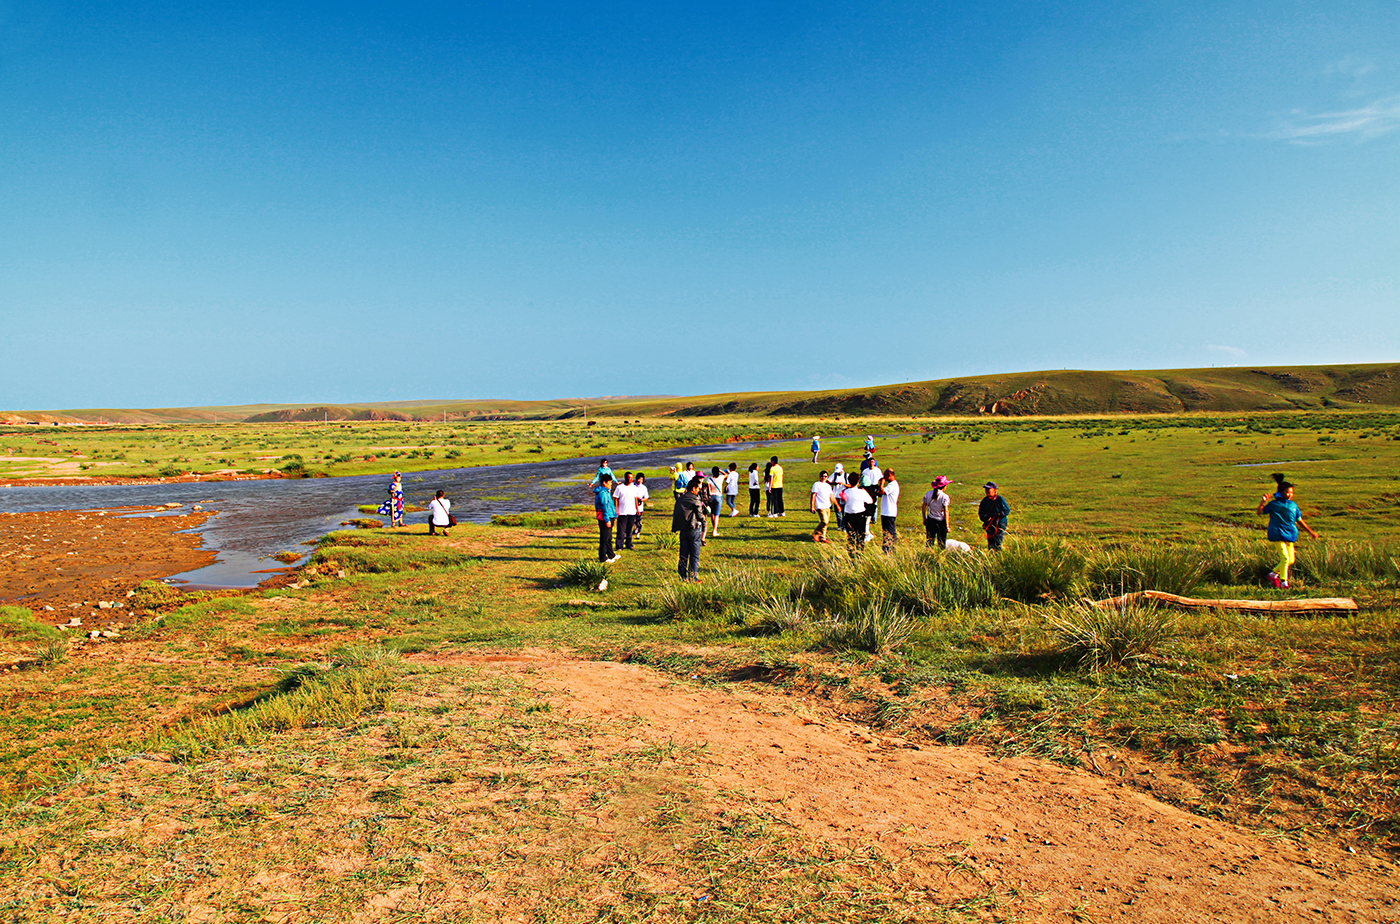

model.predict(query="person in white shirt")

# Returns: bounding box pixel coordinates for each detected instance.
[921,475,952,548]
[878,469,900,552]
[724,463,740,517]
[810,471,834,543]
[612,472,641,551]
[859,458,882,542]
[632,473,650,539]
[829,463,846,531]
[427,490,452,537]
[841,473,873,557]
[747,463,762,516]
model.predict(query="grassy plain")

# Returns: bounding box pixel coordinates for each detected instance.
[1,411,1399,920]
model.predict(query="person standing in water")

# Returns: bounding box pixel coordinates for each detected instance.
[1257,473,1318,589]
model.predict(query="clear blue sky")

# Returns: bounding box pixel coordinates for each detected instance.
[3,1,1397,409]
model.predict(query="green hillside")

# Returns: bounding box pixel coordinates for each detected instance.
[6,363,1398,423]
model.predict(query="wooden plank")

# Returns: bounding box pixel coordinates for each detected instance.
[1088,589,1358,614]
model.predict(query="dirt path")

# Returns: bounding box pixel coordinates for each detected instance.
[448,651,1398,923]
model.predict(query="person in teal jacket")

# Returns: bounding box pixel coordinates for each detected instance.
[1257,473,1317,589]
[594,474,618,563]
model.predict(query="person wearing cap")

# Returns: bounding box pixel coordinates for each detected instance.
[829,462,846,531]
[978,482,1011,550]
[922,476,952,548]
[810,434,821,463]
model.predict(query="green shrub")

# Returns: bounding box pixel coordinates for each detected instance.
[1047,602,1176,671]
[310,545,478,574]
[0,606,62,644]
[991,539,1085,602]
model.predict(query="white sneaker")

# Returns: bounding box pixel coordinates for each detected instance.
[607,556,620,564]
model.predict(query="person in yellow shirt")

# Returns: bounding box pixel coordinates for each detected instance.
[766,455,785,517]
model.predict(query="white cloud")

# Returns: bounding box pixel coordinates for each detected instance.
[1207,344,1246,358]
[1271,95,1400,144]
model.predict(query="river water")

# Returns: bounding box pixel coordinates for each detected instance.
[0,440,797,588]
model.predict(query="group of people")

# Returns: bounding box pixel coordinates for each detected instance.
[589,460,652,563]
[393,443,1319,594]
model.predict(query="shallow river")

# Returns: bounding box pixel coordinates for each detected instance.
[0,440,796,588]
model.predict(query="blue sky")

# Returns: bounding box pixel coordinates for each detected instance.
[2,0,1397,409]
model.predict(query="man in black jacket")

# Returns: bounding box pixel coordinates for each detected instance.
[671,477,707,581]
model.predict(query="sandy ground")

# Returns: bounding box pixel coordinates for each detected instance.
[0,508,216,616]
[435,651,1400,924]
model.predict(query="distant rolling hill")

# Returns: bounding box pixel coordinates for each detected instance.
[4,364,1398,425]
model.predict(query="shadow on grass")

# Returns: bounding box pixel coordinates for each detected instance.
[961,648,1080,679]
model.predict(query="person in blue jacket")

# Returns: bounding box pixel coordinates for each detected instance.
[594,474,619,563]
[1257,473,1318,589]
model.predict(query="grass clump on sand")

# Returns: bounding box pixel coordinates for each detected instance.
[154,647,400,762]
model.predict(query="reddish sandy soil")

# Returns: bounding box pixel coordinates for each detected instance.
[0,508,216,617]
[0,472,282,488]
[428,651,1400,923]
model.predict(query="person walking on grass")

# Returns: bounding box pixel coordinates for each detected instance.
[921,476,952,548]
[810,435,821,463]
[841,472,873,558]
[612,472,641,552]
[810,470,834,543]
[594,474,618,563]
[830,463,846,532]
[672,476,707,582]
[865,435,875,453]
[1258,472,1318,589]
[427,490,452,537]
[705,466,724,539]
[748,463,762,516]
[978,482,1010,551]
[767,456,785,517]
[724,462,740,517]
[878,468,900,552]
[632,473,649,539]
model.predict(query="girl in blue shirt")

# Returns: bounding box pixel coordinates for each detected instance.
[1256,474,1318,589]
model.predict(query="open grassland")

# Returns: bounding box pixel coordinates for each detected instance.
[1,413,1398,920]
[3,405,1399,489]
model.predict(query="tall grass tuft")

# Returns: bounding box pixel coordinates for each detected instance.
[796,547,997,617]
[1294,540,1400,584]
[743,596,811,635]
[556,558,609,587]
[816,594,913,653]
[1086,545,1208,596]
[652,563,784,621]
[990,539,1085,602]
[1047,602,1177,671]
